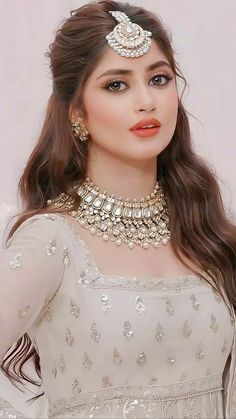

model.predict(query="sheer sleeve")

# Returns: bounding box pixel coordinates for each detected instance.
[0,215,65,361]
[0,396,24,418]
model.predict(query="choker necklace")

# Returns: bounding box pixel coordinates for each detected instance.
[48,176,171,249]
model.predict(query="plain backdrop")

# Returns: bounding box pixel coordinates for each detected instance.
[0,0,236,416]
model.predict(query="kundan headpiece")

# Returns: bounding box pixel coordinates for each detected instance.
[105,11,152,58]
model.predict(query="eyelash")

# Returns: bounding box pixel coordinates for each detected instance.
[104,73,173,92]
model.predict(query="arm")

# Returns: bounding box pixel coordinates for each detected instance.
[0,215,65,361]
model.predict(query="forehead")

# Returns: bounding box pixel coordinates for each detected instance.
[90,41,169,79]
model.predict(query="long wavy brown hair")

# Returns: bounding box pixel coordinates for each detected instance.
[1,0,236,403]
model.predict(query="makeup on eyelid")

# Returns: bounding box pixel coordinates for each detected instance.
[104,73,173,92]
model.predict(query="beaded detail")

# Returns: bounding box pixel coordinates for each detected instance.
[9,253,22,269]
[18,304,30,319]
[77,265,208,290]
[71,300,80,318]
[47,375,223,417]
[46,240,57,256]
[18,213,235,419]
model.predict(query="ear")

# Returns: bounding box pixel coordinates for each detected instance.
[69,105,84,123]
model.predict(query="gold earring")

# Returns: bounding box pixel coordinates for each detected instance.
[71,121,89,142]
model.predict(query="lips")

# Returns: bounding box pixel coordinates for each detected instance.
[130,118,161,131]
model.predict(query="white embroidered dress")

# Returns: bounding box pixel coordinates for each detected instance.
[0,213,234,418]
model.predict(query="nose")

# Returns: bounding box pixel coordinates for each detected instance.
[134,83,156,113]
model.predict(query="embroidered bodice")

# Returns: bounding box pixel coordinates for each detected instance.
[0,213,234,418]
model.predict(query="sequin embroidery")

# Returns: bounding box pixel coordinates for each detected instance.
[166,299,175,315]
[123,321,134,339]
[58,355,65,373]
[113,348,123,366]
[101,294,112,312]
[18,304,30,319]
[136,351,147,366]
[46,240,57,256]
[183,320,192,337]
[9,253,22,269]
[65,327,74,346]
[191,293,200,310]
[90,322,101,343]
[83,352,92,370]
[70,300,80,318]
[63,247,70,265]
[210,314,220,332]
[135,296,146,313]
[155,322,165,341]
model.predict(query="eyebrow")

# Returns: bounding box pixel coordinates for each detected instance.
[96,60,172,80]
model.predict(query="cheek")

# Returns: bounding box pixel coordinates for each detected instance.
[164,90,179,128]
[85,92,124,132]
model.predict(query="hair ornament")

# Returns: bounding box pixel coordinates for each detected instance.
[105,10,152,58]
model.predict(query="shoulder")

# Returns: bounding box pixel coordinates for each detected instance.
[5,212,66,248]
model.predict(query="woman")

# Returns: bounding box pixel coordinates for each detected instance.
[1,0,236,418]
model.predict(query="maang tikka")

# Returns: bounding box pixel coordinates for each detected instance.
[106,10,152,58]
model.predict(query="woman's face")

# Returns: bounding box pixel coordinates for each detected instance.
[78,41,178,163]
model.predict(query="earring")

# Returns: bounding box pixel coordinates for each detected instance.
[71,121,89,142]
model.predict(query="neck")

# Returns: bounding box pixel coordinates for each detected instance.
[86,145,158,200]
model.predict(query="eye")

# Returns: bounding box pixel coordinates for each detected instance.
[105,80,127,92]
[104,73,173,93]
[150,73,173,86]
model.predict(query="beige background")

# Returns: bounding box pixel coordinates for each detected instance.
[0,0,235,416]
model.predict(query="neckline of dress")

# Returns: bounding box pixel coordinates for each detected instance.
[53,213,207,284]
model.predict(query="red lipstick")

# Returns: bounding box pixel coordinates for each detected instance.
[130,118,161,138]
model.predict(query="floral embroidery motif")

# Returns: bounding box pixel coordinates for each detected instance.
[70,300,80,318]
[167,348,176,365]
[83,352,92,370]
[210,314,219,332]
[135,296,146,313]
[90,322,101,343]
[72,379,82,395]
[136,351,147,366]
[221,338,227,353]
[46,240,56,256]
[63,247,70,265]
[149,376,158,385]
[191,293,200,310]
[196,343,204,360]
[123,321,134,339]
[65,327,74,346]
[9,253,22,269]
[58,355,65,373]
[102,375,112,387]
[155,322,165,341]
[101,294,112,312]
[52,361,57,378]
[183,320,192,337]
[43,214,56,220]
[166,299,175,315]
[113,347,123,366]
[18,304,30,319]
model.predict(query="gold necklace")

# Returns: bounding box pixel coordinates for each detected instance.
[48,176,171,249]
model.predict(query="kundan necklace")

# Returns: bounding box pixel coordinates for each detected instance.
[48,176,171,249]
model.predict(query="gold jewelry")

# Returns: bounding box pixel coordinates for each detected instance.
[71,121,89,142]
[48,177,171,249]
[106,11,152,58]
